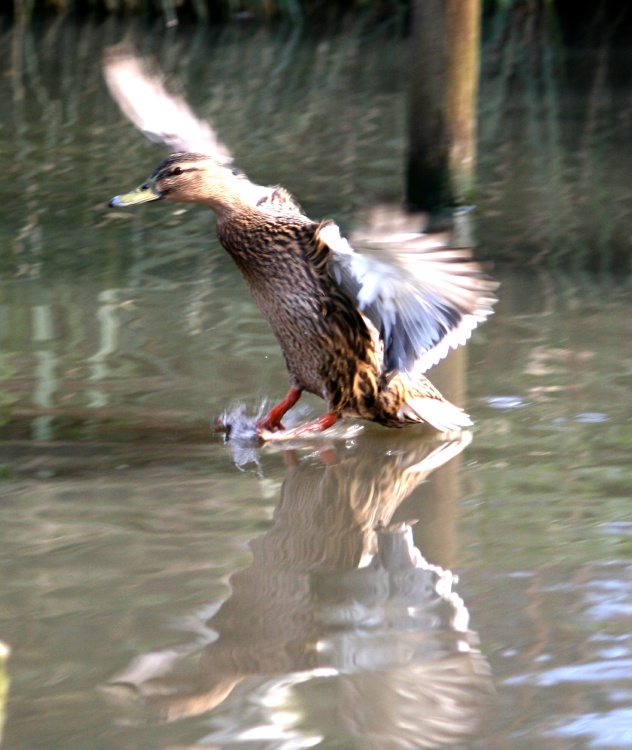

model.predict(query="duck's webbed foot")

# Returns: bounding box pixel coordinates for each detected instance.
[258,413,338,442]
[256,387,302,432]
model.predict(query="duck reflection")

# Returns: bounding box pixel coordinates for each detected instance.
[105,432,493,747]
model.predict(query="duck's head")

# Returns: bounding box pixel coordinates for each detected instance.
[109,153,258,218]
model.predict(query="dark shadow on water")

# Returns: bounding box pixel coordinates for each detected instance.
[102,429,494,748]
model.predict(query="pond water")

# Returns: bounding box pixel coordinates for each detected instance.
[1,16,631,750]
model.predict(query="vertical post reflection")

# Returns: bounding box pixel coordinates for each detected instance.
[32,304,56,442]
[87,290,121,409]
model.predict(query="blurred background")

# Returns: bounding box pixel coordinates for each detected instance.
[0,2,631,750]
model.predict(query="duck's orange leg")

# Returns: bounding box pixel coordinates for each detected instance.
[259,413,338,442]
[256,387,302,432]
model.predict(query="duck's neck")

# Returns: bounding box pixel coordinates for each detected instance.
[202,180,276,221]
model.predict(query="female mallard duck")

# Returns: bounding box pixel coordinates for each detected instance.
[105,50,496,440]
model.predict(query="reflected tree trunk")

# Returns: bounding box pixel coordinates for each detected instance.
[392,346,467,571]
[407,0,481,210]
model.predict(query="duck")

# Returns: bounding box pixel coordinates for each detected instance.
[104,48,496,441]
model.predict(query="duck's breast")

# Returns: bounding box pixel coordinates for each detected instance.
[217,214,379,407]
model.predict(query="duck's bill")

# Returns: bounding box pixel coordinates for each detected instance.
[109,179,162,207]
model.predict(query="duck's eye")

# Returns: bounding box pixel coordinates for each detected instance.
[170,167,184,176]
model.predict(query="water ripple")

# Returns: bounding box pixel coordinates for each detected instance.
[505,659,632,687]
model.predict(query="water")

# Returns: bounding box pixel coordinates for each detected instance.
[1,16,631,750]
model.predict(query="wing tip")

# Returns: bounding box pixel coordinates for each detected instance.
[103,43,232,163]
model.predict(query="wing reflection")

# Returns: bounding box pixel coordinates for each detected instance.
[104,432,493,747]
[313,519,491,749]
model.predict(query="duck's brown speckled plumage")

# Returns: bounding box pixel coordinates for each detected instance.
[105,50,497,439]
[217,207,448,428]
[218,211,375,414]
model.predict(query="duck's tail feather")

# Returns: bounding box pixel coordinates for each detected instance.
[379,372,473,432]
[398,395,472,432]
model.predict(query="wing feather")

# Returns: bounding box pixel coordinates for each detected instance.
[104,46,232,163]
[318,223,497,375]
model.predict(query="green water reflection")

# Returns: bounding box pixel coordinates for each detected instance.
[0,17,631,750]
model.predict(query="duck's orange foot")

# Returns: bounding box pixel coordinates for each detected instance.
[257,413,338,442]
[256,387,302,433]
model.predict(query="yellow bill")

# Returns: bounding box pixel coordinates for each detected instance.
[109,176,162,207]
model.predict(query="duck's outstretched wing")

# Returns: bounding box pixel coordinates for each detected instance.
[319,223,497,376]
[104,46,232,164]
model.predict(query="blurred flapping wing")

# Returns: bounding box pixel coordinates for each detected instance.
[320,223,497,376]
[104,46,232,163]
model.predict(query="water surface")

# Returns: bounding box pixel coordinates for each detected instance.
[0,18,631,750]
